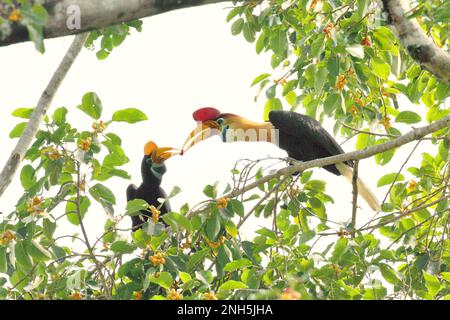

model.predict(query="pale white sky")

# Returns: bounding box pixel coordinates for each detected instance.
[0,4,432,249]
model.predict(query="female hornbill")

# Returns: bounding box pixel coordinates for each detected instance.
[181,107,380,211]
[127,141,179,230]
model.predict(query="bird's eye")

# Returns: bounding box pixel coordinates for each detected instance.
[217,118,225,125]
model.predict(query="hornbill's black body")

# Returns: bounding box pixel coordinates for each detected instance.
[269,111,353,175]
[126,154,171,230]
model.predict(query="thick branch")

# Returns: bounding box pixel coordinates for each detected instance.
[382,0,450,84]
[1,0,229,47]
[0,33,88,198]
[225,115,450,199]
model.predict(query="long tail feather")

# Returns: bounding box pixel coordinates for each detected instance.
[336,163,381,212]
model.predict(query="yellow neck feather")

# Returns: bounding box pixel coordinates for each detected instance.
[227,116,277,144]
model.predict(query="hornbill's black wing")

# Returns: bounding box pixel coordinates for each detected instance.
[268,111,353,175]
[126,184,138,201]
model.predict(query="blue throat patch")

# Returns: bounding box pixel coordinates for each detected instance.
[150,163,166,179]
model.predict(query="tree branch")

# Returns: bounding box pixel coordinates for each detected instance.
[381,0,450,85]
[0,33,88,198]
[351,160,359,235]
[1,0,230,48]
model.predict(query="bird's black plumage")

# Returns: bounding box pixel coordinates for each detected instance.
[268,110,353,175]
[126,155,171,230]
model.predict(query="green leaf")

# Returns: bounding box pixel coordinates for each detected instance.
[0,247,7,273]
[12,108,34,119]
[225,220,238,238]
[66,196,91,225]
[310,33,325,57]
[187,248,210,272]
[231,18,244,35]
[255,32,266,54]
[251,73,271,87]
[203,184,217,198]
[324,93,340,116]
[396,111,422,124]
[14,241,33,273]
[112,108,148,124]
[26,23,45,53]
[229,199,244,217]
[9,122,27,138]
[226,7,240,22]
[423,271,441,296]
[314,67,328,92]
[77,92,103,119]
[27,240,52,261]
[89,183,116,204]
[439,139,449,161]
[271,30,287,55]
[266,85,276,99]
[110,241,136,254]
[327,56,340,77]
[357,0,369,19]
[206,209,221,241]
[195,270,214,285]
[218,280,247,292]
[163,212,192,232]
[374,138,395,166]
[147,271,173,289]
[20,165,36,191]
[52,107,68,125]
[243,23,255,42]
[10,270,29,291]
[179,272,192,283]
[89,183,116,215]
[371,57,390,80]
[263,98,283,121]
[377,173,404,187]
[96,49,110,60]
[379,263,400,285]
[355,131,371,150]
[223,259,252,272]
[282,80,298,96]
[436,198,448,213]
[441,272,450,283]
[126,199,149,216]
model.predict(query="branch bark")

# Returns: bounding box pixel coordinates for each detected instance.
[224,115,450,200]
[0,33,88,198]
[1,0,229,48]
[351,160,359,235]
[382,0,450,85]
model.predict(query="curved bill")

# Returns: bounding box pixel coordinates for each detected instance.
[181,120,221,154]
[152,147,181,163]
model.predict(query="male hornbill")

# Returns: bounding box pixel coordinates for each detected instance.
[181,107,380,211]
[127,141,179,230]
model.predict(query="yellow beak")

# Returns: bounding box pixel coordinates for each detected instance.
[181,120,221,154]
[152,147,180,164]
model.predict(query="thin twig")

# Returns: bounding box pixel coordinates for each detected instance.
[75,161,111,299]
